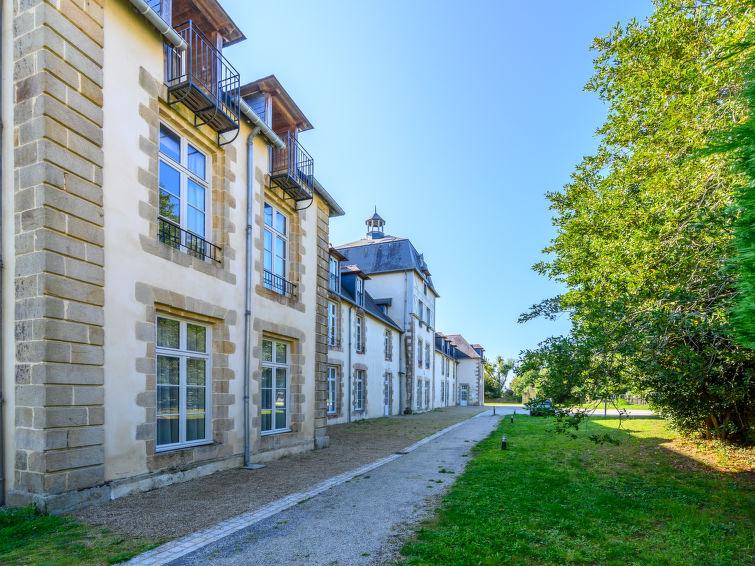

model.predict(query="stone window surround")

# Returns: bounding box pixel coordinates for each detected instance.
[384,328,392,361]
[134,283,236,473]
[352,363,368,413]
[136,68,236,284]
[355,314,365,354]
[384,372,394,415]
[326,362,344,419]
[327,299,342,350]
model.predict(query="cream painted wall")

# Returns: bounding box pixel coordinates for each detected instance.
[457,358,483,406]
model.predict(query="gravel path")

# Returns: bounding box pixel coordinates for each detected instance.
[167,410,505,566]
[74,406,485,540]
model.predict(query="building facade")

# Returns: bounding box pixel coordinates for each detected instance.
[1,0,343,511]
[446,335,486,406]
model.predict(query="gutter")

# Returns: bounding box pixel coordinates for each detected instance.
[242,128,261,469]
[237,98,285,149]
[127,0,186,51]
[313,178,345,218]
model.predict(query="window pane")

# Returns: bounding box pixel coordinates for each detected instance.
[159,125,180,162]
[275,409,286,430]
[159,190,180,223]
[187,358,205,385]
[187,207,205,237]
[264,249,272,271]
[275,211,286,235]
[157,318,180,349]
[275,257,285,277]
[187,178,205,211]
[157,385,178,414]
[275,236,286,260]
[159,161,180,198]
[186,386,205,411]
[264,229,272,253]
[262,340,272,362]
[157,415,179,445]
[275,343,287,364]
[275,367,286,391]
[186,324,206,353]
[187,144,205,179]
[264,203,273,226]
[185,413,205,442]
[262,367,273,391]
[156,355,179,385]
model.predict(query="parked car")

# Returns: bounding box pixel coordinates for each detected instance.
[525,398,554,417]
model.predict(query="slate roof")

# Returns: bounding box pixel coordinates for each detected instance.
[335,236,438,296]
[337,286,402,332]
[445,334,481,360]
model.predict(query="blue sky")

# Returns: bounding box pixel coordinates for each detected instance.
[224,0,654,361]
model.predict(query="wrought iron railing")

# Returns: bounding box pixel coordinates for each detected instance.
[158,217,222,263]
[270,131,315,198]
[164,21,240,134]
[264,269,296,298]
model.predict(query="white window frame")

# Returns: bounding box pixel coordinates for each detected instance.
[263,202,290,295]
[329,256,340,292]
[417,379,423,409]
[158,124,211,254]
[155,316,211,451]
[261,338,290,434]
[417,339,423,367]
[355,369,365,411]
[425,343,430,369]
[355,277,364,306]
[327,366,338,415]
[425,379,430,407]
[328,301,338,346]
[384,329,392,361]
[356,316,364,353]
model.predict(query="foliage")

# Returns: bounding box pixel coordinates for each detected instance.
[519,0,755,443]
[0,505,160,565]
[483,356,514,398]
[400,416,755,565]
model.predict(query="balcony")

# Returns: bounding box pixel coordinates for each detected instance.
[270,131,314,202]
[164,21,240,144]
[264,269,297,298]
[158,217,222,263]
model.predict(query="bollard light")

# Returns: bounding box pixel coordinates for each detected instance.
[501,435,508,450]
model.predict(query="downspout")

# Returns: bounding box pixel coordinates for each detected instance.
[127,0,186,51]
[347,306,352,423]
[243,127,261,468]
[0,10,4,506]
[400,271,408,412]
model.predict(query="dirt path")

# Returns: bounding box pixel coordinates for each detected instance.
[73,407,485,540]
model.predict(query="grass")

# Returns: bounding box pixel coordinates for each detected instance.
[485,401,523,406]
[400,416,755,565]
[0,506,161,565]
[572,399,650,411]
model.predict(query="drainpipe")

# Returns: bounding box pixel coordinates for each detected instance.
[0,12,4,506]
[242,127,260,468]
[400,271,408,412]
[127,0,186,51]
[347,306,352,423]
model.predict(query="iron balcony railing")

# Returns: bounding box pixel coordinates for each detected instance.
[270,131,315,201]
[264,269,297,298]
[164,21,240,140]
[158,217,222,263]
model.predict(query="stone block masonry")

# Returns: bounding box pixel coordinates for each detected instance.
[10,0,106,512]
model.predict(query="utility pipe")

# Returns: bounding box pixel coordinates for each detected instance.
[127,0,186,51]
[0,6,4,506]
[347,306,352,423]
[242,128,260,468]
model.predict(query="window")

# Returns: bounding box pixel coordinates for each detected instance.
[156,316,210,449]
[356,316,364,353]
[417,299,423,321]
[355,369,365,411]
[417,379,423,409]
[327,366,338,415]
[355,277,364,306]
[261,339,288,433]
[426,306,431,326]
[158,125,211,259]
[329,256,340,292]
[425,380,430,407]
[423,282,427,295]
[384,329,392,361]
[328,301,338,346]
[263,203,289,295]
[418,339,423,368]
[425,343,430,368]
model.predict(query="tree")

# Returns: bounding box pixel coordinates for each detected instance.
[520,0,755,442]
[484,356,515,398]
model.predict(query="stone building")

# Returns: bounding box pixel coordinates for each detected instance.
[1,0,343,511]
[445,335,486,406]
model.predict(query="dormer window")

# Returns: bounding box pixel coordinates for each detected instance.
[329,256,340,292]
[355,277,364,307]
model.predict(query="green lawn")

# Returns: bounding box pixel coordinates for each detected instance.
[573,399,650,411]
[0,506,161,565]
[485,402,523,406]
[400,416,755,565]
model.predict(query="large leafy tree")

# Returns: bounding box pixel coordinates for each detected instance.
[520,0,755,442]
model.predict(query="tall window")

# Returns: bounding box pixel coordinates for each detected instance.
[261,339,288,433]
[426,306,431,326]
[417,379,423,409]
[384,329,392,361]
[356,316,364,353]
[355,277,364,306]
[329,256,340,292]
[263,203,289,295]
[423,282,427,295]
[327,366,338,415]
[156,316,209,448]
[425,343,430,368]
[417,299,423,319]
[418,339,423,367]
[158,125,209,258]
[328,301,338,346]
[355,369,365,411]
[425,380,430,407]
